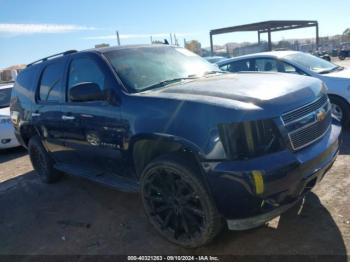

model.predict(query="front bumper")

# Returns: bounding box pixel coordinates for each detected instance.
[202,120,341,229]
[226,199,299,230]
[0,123,20,149]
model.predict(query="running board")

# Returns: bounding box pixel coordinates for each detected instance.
[54,163,139,193]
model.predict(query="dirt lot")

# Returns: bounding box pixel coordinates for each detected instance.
[1,60,350,257]
[334,58,350,68]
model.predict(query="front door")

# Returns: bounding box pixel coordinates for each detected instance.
[61,53,127,176]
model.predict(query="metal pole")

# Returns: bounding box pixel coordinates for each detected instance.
[316,22,319,48]
[258,31,261,44]
[174,34,178,46]
[170,33,173,45]
[116,31,121,46]
[210,33,214,56]
[150,36,153,44]
[267,29,272,51]
[184,38,186,48]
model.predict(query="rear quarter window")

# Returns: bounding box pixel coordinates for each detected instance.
[14,66,40,98]
[38,61,65,102]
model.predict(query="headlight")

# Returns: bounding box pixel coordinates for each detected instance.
[218,119,284,160]
[0,116,11,124]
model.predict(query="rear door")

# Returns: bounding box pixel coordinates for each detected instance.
[250,58,279,72]
[61,53,127,175]
[219,59,252,73]
[31,58,68,162]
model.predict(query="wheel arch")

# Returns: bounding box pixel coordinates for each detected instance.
[129,134,205,178]
[18,123,40,147]
[328,93,350,124]
[328,93,350,105]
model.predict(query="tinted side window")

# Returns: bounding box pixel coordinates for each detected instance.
[39,62,65,102]
[279,62,307,75]
[219,64,229,71]
[0,88,12,108]
[14,66,40,95]
[253,58,278,72]
[225,60,251,72]
[68,57,105,92]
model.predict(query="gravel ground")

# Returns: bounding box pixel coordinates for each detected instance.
[0,60,349,257]
[0,133,349,257]
[334,57,350,68]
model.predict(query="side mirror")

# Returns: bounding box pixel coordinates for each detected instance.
[69,82,104,102]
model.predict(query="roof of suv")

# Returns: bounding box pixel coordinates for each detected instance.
[26,44,175,67]
[87,44,175,53]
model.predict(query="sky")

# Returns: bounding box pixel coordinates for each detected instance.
[0,0,349,68]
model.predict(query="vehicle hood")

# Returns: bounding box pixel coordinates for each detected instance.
[321,67,350,79]
[0,106,10,117]
[140,73,324,116]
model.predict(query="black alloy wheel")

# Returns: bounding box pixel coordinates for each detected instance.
[28,136,61,183]
[141,155,224,248]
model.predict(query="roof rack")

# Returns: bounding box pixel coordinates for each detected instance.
[26,50,77,67]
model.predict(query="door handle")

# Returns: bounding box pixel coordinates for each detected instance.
[32,112,41,117]
[62,115,75,120]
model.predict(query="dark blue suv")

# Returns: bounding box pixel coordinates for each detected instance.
[10,45,341,247]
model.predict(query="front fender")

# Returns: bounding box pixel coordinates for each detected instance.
[129,133,206,176]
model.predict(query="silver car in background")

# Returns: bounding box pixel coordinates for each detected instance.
[0,83,20,149]
[217,51,350,125]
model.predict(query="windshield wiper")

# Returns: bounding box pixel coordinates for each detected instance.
[203,70,226,75]
[140,77,197,92]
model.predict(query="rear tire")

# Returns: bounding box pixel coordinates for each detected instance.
[140,154,224,248]
[28,136,61,183]
[329,96,350,126]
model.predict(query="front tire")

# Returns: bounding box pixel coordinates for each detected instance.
[28,136,61,183]
[329,96,349,126]
[140,155,224,248]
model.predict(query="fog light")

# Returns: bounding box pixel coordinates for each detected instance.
[1,139,11,144]
[252,170,264,195]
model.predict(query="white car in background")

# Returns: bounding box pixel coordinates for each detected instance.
[203,56,227,63]
[217,51,350,125]
[0,82,20,149]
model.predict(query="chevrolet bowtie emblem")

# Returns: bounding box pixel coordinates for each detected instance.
[316,109,326,122]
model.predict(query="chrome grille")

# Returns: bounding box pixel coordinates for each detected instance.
[288,113,331,150]
[282,94,328,125]
[281,95,331,151]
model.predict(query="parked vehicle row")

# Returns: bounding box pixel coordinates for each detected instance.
[10,46,341,247]
[338,42,350,60]
[217,51,350,125]
[312,50,331,62]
